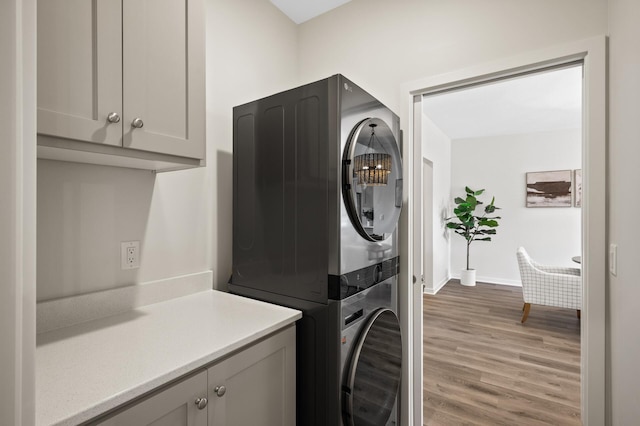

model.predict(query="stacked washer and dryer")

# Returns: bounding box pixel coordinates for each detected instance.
[230,75,403,426]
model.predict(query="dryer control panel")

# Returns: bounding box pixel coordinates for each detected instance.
[329,256,399,300]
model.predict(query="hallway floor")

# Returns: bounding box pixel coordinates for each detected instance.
[423,281,581,425]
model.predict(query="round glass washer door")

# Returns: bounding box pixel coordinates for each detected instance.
[343,308,402,426]
[343,117,403,241]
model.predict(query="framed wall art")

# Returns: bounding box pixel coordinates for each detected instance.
[526,170,572,207]
[574,169,582,207]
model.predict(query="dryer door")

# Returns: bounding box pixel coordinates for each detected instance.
[343,308,402,426]
[343,118,403,242]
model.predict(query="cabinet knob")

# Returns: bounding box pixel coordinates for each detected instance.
[214,385,226,397]
[107,112,121,123]
[131,118,144,129]
[195,397,208,410]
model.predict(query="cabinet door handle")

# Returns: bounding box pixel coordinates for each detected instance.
[107,112,121,123]
[214,385,226,397]
[195,397,208,410]
[131,118,144,129]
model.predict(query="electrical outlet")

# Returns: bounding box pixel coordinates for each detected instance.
[121,241,140,270]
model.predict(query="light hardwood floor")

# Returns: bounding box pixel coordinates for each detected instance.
[423,280,581,425]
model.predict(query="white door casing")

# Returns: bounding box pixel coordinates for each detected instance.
[411,97,424,426]
[1,0,37,424]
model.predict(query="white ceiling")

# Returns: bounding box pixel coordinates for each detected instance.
[422,66,583,140]
[270,0,351,24]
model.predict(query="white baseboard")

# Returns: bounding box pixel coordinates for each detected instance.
[484,278,522,287]
[424,276,449,295]
[449,273,522,287]
[37,270,213,334]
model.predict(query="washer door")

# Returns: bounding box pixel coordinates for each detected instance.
[343,308,402,426]
[343,118,403,241]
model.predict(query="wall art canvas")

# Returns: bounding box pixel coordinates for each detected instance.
[574,169,582,207]
[526,170,572,207]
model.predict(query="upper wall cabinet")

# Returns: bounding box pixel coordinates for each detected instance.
[37,0,205,172]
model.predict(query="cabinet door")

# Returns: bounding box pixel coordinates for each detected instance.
[38,0,122,146]
[208,326,296,426]
[96,370,208,426]
[122,0,205,159]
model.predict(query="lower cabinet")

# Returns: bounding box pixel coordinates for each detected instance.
[96,371,208,426]
[92,326,295,426]
[207,325,296,426]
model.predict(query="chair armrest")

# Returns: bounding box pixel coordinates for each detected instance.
[522,268,582,309]
[530,259,581,276]
[532,269,582,284]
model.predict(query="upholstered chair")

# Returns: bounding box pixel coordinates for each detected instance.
[516,247,582,323]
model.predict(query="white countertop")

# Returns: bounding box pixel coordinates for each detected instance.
[36,290,301,426]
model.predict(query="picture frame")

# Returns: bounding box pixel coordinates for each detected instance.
[574,169,582,207]
[526,170,572,208]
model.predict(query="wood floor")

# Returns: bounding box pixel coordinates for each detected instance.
[423,281,581,425]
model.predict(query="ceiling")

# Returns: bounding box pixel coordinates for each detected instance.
[270,0,351,24]
[422,65,583,140]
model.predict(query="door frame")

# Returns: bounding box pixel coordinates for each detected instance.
[398,36,606,426]
[422,158,434,293]
[1,0,37,424]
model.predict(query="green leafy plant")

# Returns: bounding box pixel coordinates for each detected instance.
[445,187,501,270]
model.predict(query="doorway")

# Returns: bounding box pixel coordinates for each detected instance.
[403,37,606,426]
[422,64,583,422]
[424,64,583,289]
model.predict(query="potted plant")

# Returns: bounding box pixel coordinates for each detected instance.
[445,187,501,286]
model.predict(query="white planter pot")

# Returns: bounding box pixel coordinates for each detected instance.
[460,269,476,286]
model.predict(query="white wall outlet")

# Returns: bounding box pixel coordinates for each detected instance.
[609,243,617,276]
[121,241,140,270]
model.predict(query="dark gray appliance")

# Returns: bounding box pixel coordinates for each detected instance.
[340,281,402,426]
[230,75,402,426]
